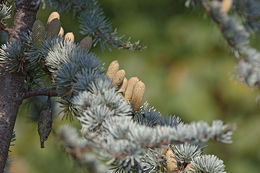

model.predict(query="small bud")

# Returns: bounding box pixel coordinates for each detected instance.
[118,77,128,95]
[131,81,145,111]
[38,97,52,148]
[112,69,125,87]
[165,149,177,171]
[106,60,119,79]
[79,36,93,51]
[32,20,46,49]
[59,27,64,37]
[65,32,75,43]
[47,12,61,37]
[124,77,139,101]
[184,163,195,173]
[221,0,233,13]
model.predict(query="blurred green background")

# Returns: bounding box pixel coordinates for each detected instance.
[7,0,260,172]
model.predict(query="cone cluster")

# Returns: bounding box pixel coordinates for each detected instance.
[32,12,93,51]
[106,60,145,111]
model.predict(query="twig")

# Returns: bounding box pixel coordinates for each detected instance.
[23,87,58,99]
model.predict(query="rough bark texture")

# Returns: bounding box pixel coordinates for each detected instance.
[0,72,25,172]
[0,1,38,171]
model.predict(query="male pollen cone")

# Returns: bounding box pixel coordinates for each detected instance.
[124,77,139,101]
[79,36,93,51]
[32,20,46,49]
[47,12,60,24]
[165,149,177,171]
[221,0,233,13]
[59,27,64,37]
[184,163,194,173]
[118,77,128,95]
[106,60,119,79]
[65,32,75,43]
[47,12,61,37]
[131,80,145,111]
[112,69,125,87]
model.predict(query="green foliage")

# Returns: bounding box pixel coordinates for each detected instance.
[0,3,11,23]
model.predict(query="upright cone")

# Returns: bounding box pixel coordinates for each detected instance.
[106,60,119,79]
[38,97,52,148]
[124,77,139,101]
[58,27,64,37]
[65,32,75,42]
[165,149,177,171]
[47,12,61,37]
[32,20,46,49]
[131,81,145,111]
[47,12,60,24]
[221,0,233,13]
[184,163,194,173]
[79,36,93,51]
[112,70,125,87]
[118,77,128,95]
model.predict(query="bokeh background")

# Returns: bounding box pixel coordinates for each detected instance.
[7,0,260,172]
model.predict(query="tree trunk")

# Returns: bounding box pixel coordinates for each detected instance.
[0,1,38,171]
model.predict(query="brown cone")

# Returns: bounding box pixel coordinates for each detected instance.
[124,77,139,101]
[221,0,233,13]
[59,27,64,37]
[165,149,177,171]
[112,70,125,87]
[65,32,75,42]
[106,60,119,79]
[118,77,128,96]
[79,36,93,51]
[32,20,46,49]
[131,81,145,111]
[47,12,60,37]
[184,163,195,173]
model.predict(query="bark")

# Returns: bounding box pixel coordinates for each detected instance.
[0,72,25,172]
[0,1,39,171]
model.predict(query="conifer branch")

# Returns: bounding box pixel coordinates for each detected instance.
[56,125,109,173]
[0,1,239,172]
[199,0,260,88]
